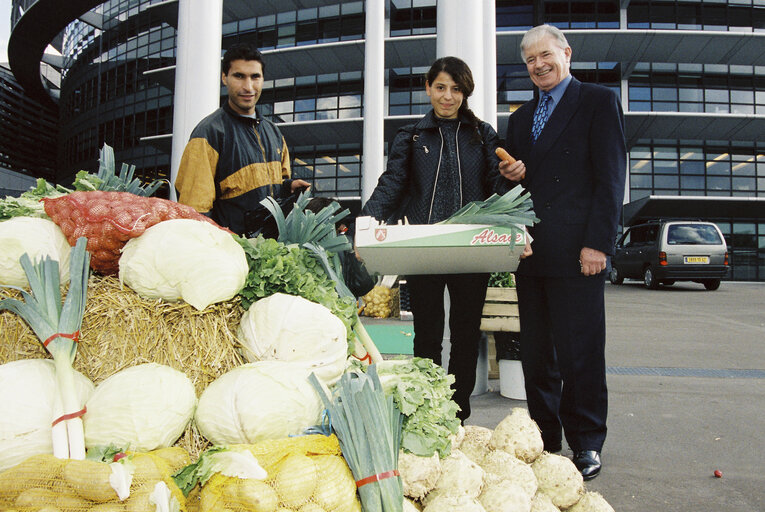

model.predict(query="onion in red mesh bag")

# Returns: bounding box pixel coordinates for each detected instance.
[42,191,228,275]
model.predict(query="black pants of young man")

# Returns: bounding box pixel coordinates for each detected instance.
[515,273,608,453]
[406,273,489,421]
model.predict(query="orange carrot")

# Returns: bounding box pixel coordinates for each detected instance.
[495,147,517,164]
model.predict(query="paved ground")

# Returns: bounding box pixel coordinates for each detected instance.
[468,280,765,512]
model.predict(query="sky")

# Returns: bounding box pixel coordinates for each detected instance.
[0,2,10,65]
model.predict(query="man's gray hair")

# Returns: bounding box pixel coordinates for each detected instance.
[520,24,570,60]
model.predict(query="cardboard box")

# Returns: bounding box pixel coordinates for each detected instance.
[355,216,527,275]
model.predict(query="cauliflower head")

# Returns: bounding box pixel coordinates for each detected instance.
[568,491,615,512]
[478,480,533,512]
[489,408,544,463]
[460,425,493,464]
[423,495,487,512]
[481,449,538,498]
[398,449,442,500]
[530,492,559,512]
[531,452,584,509]
[423,449,485,505]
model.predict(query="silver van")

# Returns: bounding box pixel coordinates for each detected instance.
[609,220,729,290]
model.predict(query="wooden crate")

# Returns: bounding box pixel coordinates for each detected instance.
[480,287,520,332]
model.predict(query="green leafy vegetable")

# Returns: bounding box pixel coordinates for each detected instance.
[73,143,165,196]
[440,187,539,230]
[173,446,267,497]
[0,178,68,220]
[374,358,461,458]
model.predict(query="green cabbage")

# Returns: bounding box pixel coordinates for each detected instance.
[237,293,349,385]
[83,363,197,452]
[0,359,94,471]
[119,219,248,310]
[0,217,72,287]
[195,361,325,445]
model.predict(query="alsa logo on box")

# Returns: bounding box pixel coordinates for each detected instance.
[471,229,523,245]
[375,228,387,241]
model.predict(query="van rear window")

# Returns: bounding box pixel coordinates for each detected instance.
[666,224,722,245]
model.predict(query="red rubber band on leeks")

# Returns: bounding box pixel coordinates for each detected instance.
[355,469,400,488]
[52,406,87,427]
[43,330,80,347]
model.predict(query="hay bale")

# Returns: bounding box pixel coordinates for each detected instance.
[0,275,247,457]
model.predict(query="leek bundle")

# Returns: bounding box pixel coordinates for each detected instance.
[0,237,91,459]
[309,368,403,512]
[262,192,383,364]
[440,186,539,228]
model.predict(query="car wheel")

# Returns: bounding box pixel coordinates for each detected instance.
[643,266,659,290]
[609,267,623,285]
[703,279,721,291]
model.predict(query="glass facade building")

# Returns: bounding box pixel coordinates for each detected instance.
[7,0,765,280]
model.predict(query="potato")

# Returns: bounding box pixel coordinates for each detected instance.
[297,504,326,512]
[15,487,89,509]
[15,488,58,507]
[130,455,164,484]
[234,479,278,511]
[89,503,126,512]
[123,488,153,512]
[274,454,317,509]
[63,459,118,502]
[149,447,190,473]
[312,455,356,511]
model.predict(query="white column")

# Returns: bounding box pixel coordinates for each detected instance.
[361,0,386,204]
[436,0,488,122]
[169,0,223,201]
[483,0,498,130]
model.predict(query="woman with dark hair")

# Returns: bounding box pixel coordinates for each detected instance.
[361,56,506,421]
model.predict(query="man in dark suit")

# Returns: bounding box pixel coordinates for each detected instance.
[499,24,626,480]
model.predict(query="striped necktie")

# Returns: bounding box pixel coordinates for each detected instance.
[532,93,552,142]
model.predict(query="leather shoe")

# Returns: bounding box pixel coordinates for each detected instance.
[573,450,601,480]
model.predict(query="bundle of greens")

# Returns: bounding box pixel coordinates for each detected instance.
[236,235,357,348]
[488,271,515,288]
[73,143,165,196]
[374,358,461,458]
[440,186,539,229]
[0,178,67,220]
[309,368,403,512]
[0,237,91,459]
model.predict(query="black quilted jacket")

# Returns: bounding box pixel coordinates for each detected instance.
[361,109,507,225]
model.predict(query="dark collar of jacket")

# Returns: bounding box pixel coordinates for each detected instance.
[413,109,477,131]
[222,101,262,126]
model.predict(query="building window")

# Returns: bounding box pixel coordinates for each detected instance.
[629,144,765,200]
[390,0,437,37]
[628,64,764,114]
[291,147,362,198]
[628,0,765,32]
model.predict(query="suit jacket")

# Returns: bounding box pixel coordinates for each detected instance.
[505,78,627,277]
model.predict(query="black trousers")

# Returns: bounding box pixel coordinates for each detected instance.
[515,273,608,452]
[407,273,489,421]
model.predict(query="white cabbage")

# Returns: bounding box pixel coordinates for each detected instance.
[237,293,349,385]
[83,363,197,452]
[0,359,94,471]
[195,361,325,445]
[118,219,248,310]
[0,217,72,287]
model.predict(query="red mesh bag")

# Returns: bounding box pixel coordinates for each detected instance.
[43,191,231,275]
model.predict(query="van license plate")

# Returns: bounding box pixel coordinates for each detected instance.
[684,256,709,264]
